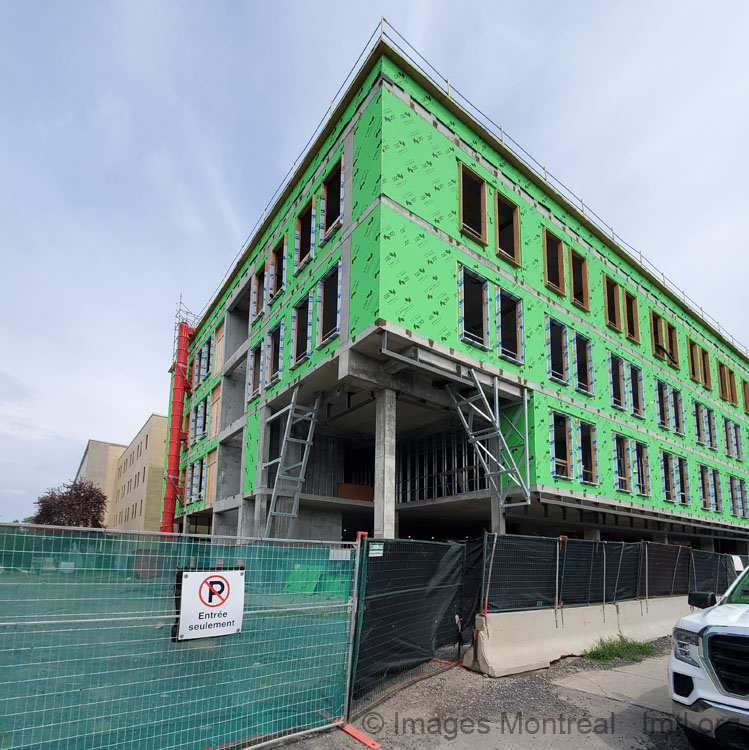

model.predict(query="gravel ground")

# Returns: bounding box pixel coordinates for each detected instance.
[283,637,690,749]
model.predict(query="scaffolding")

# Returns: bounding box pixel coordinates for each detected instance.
[447,370,530,522]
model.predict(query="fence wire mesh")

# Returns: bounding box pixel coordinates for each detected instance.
[0,524,358,750]
[483,534,739,613]
[349,538,475,718]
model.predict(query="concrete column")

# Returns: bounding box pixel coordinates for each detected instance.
[374,388,396,539]
[584,527,601,542]
[490,500,506,535]
[253,495,268,537]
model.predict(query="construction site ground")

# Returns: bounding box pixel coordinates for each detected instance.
[285,637,690,750]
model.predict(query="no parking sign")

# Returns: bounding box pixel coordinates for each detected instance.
[178,570,245,641]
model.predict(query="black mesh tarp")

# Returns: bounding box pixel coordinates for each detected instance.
[639,543,690,597]
[691,551,738,594]
[351,539,466,709]
[483,535,559,611]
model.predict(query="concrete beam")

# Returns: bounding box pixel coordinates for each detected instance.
[374,388,396,538]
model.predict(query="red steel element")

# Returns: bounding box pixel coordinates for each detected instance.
[161,321,193,532]
[340,724,381,749]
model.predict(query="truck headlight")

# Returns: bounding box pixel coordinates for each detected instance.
[673,628,700,667]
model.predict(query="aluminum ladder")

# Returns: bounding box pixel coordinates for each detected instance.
[263,386,320,538]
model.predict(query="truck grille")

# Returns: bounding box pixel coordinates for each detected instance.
[708,634,749,696]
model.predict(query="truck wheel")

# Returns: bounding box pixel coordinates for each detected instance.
[682,727,718,749]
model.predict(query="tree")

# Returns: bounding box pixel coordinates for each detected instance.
[32,480,107,528]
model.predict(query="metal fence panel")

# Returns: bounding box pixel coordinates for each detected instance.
[691,550,738,594]
[483,535,559,611]
[639,543,690,598]
[350,538,466,717]
[0,525,358,750]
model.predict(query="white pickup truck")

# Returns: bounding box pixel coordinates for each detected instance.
[670,561,749,748]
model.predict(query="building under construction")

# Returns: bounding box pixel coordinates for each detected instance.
[161,31,749,552]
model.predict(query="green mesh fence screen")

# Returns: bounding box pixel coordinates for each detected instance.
[0,525,359,750]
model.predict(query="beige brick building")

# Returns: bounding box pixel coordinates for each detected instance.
[109,415,167,531]
[74,440,126,522]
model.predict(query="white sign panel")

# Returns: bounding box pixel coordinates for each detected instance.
[178,569,245,641]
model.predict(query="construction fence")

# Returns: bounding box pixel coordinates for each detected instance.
[482,534,742,613]
[0,525,359,750]
[1,524,745,750]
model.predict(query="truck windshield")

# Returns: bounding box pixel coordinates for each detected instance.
[725,568,749,605]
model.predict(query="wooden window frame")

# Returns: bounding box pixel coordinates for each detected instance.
[269,236,286,300]
[292,292,312,365]
[656,379,669,428]
[295,196,315,272]
[268,324,282,382]
[548,318,568,383]
[321,157,344,240]
[694,401,705,445]
[574,332,593,394]
[460,265,489,349]
[568,248,589,311]
[728,370,738,405]
[552,412,572,478]
[743,380,749,416]
[650,310,665,360]
[662,451,674,501]
[610,353,626,409]
[458,162,487,245]
[623,290,639,343]
[250,343,262,396]
[318,263,341,346]
[699,464,710,510]
[543,229,565,295]
[495,191,520,265]
[672,388,684,435]
[614,434,631,492]
[578,420,598,484]
[687,338,700,382]
[497,287,523,362]
[252,263,266,321]
[676,456,689,506]
[713,468,723,511]
[630,364,644,417]
[700,348,712,390]
[666,322,679,369]
[634,441,650,496]
[603,275,622,332]
[718,362,729,401]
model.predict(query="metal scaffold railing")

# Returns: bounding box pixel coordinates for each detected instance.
[447,369,530,515]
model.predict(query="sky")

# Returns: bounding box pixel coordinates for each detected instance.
[1,1,748,522]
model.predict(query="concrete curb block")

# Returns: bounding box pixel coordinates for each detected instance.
[464,596,692,677]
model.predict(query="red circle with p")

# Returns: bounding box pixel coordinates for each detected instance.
[199,575,230,607]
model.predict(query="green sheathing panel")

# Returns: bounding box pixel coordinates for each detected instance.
[380,58,749,526]
[244,409,260,493]
[170,63,386,514]
[349,205,382,338]
[351,89,383,221]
